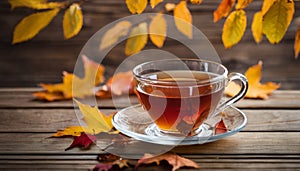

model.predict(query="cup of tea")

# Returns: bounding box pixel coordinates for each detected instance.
[133,59,248,136]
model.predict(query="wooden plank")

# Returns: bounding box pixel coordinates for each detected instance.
[0,89,299,109]
[0,109,299,132]
[0,132,299,155]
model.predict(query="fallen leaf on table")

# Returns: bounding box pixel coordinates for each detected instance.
[33,55,105,101]
[75,100,117,134]
[52,126,85,137]
[65,133,96,151]
[92,159,129,171]
[225,61,280,99]
[96,71,134,98]
[215,119,227,135]
[136,152,199,171]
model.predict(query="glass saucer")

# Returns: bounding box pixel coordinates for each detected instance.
[112,105,247,146]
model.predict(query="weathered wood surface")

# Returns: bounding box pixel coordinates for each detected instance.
[0,0,299,88]
[0,88,300,170]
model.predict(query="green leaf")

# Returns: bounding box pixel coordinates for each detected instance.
[13,8,60,44]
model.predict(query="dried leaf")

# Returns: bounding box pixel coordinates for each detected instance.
[9,0,65,10]
[165,3,175,12]
[63,3,83,39]
[149,13,167,48]
[251,11,263,43]
[190,0,202,5]
[126,0,147,14]
[136,153,199,171]
[33,55,105,101]
[236,0,253,9]
[125,22,148,56]
[213,0,236,22]
[99,21,132,50]
[261,0,276,16]
[262,0,295,44]
[222,10,247,48]
[65,133,96,151]
[150,0,163,8]
[215,119,227,134]
[174,1,192,39]
[294,26,300,59]
[92,159,129,171]
[52,126,85,137]
[225,61,280,99]
[75,100,115,134]
[12,8,59,44]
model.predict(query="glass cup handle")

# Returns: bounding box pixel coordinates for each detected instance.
[218,72,248,113]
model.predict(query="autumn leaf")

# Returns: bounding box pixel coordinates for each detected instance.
[251,11,263,43]
[63,3,83,39]
[150,0,163,8]
[12,8,59,44]
[165,3,175,12]
[92,159,129,171]
[9,0,65,10]
[174,1,192,39]
[75,100,115,134]
[33,55,105,101]
[262,0,295,44]
[190,0,202,5]
[136,152,199,171]
[225,61,280,99]
[125,22,148,56]
[261,0,276,16]
[65,133,96,151]
[149,13,167,48]
[99,21,132,50]
[222,10,247,48]
[294,26,300,59]
[52,126,85,137]
[126,0,147,14]
[236,0,253,10]
[213,0,236,22]
[215,119,227,135]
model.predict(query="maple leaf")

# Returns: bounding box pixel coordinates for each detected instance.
[96,71,134,98]
[65,133,96,151]
[215,119,227,135]
[33,55,105,101]
[225,61,280,99]
[75,100,116,134]
[136,152,199,171]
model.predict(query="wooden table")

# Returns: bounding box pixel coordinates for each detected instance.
[1,88,300,170]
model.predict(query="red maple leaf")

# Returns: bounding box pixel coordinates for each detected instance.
[65,133,96,151]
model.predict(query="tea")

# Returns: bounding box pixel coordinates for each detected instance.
[135,70,224,135]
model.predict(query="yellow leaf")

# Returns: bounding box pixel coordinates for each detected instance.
[213,0,236,22]
[222,10,247,48]
[52,126,86,137]
[190,0,202,5]
[149,13,167,48]
[251,11,263,43]
[63,3,83,39]
[99,21,132,50]
[9,0,65,10]
[165,3,175,12]
[125,22,148,56]
[261,0,276,16]
[225,61,280,99]
[150,0,163,8]
[75,100,115,134]
[262,0,294,44]
[236,0,253,9]
[295,26,300,59]
[12,8,59,44]
[174,1,192,39]
[33,55,105,101]
[125,0,147,14]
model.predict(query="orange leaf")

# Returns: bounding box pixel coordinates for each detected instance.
[225,61,280,99]
[52,126,85,137]
[294,26,300,59]
[213,0,236,22]
[136,152,199,171]
[190,0,202,5]
[165,3,175,12]
[150,0,163,8]
[33,55,105,101]
[149,13,167,48]
[125,0,147,14]
[174,1,192,39]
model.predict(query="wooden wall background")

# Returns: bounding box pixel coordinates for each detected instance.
[0,0,299,89]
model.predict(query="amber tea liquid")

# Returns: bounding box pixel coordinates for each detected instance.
[136,70,224,135]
